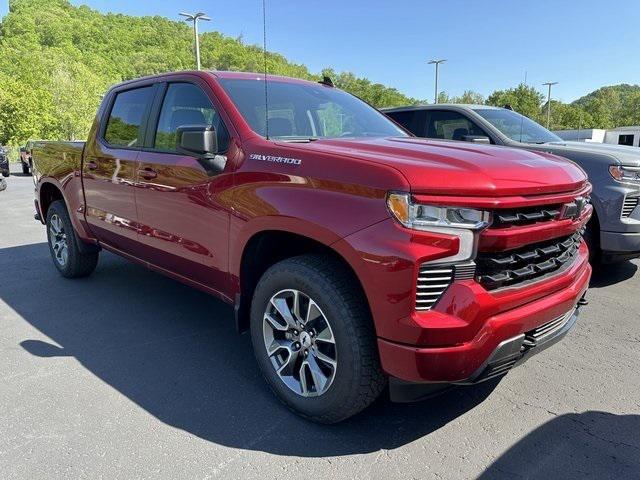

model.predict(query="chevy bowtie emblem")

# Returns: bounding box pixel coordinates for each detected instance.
[560,196,587,220]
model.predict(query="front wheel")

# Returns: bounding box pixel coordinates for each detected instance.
[46,200,99,278]
[250,255,386,424]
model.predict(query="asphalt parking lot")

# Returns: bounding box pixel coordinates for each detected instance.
[1,164,639,480]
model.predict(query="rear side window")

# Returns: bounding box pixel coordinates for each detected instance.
[154,83,229,152]
[104,86,155,147]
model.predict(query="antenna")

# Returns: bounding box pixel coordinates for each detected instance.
[262,0,269,140]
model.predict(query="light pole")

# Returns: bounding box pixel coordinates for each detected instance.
[543,81,558,129]
[180,12,211,71]
[428,59,446,104]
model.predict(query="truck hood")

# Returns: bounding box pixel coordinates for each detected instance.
[292,137,587,196]
[543,141,640,167]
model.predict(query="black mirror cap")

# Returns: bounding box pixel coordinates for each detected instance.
[176,124,227,175]
[177,124,218,156]
[462,135,491,144]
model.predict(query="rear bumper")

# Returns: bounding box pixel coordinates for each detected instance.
[378,251,591,385]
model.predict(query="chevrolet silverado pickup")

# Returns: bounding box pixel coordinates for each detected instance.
[33,71,592,423]
[384,104,640,263]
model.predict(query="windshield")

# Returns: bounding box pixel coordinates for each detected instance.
[474,108,562,144]
[218,78,407,141]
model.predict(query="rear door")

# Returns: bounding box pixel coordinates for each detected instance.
[83,85,156,251]
[133,80,233,292]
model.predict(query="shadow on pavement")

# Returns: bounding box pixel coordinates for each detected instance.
[589,260,638,288]
[2,242,501,457]
[479,411,640,479]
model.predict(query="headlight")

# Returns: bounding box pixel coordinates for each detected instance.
[609,165,640,184]
[387,192,491,231]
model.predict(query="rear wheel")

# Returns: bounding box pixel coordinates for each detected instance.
[250,255,386,424]
[46,200,99,278]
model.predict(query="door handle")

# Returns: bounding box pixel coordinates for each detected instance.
[139,167,158,180]
[86,161,98,170]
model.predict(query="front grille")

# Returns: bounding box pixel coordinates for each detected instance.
[415,262,476,311]
[492,205,562,228]
[476,233,582,290]
[622,196,639,218]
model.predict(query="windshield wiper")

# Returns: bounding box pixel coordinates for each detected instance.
[272,136,320,143]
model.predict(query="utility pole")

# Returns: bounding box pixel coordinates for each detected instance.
[543,81,558,129]
[428,59,446,104]
[180,12,211,71]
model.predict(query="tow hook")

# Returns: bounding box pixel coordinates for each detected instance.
[577,295,588,307]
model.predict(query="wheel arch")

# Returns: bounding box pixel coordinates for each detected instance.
[233,228,372,335]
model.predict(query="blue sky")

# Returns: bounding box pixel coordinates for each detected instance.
[2,0,640,102]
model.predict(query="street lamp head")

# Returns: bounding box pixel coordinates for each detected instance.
[428,59,446,65]
[543,81,559,86]
[180,12,210,22]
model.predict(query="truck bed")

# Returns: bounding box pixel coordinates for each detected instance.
[32,141,86,180]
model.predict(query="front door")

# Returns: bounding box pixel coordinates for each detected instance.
[83,85,155,252]
[133,81,232,292]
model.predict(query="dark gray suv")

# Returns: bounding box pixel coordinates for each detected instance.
[384,104,640,263]
[0,146,10,178]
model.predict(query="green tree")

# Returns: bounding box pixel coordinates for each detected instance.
[451,90,485,105]
[486,83,544,120]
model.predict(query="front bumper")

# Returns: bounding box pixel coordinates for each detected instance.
[377,247,591,385]
[389,306,582,402]
[600,230,640,260]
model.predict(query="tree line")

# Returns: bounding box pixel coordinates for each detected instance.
[1,0,638,152]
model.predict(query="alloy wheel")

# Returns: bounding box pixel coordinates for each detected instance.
[49,213,69,267]
[262,289,337,397]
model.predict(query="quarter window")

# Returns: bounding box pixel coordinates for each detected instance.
[154,83,229,152]
[104,87,155,147]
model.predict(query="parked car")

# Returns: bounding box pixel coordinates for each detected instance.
[20,140,37,175]
[33,71,591,423]
[0,146,10,178]
[384,104,640,263]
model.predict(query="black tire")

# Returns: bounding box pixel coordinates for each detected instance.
[250,254,386,424]
[46,200,99,278]
[22,163,29,175]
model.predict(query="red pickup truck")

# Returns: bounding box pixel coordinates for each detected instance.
[33,71,592,423]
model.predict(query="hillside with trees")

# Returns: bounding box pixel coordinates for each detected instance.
[0,0,420,145]
[1,0,639,149]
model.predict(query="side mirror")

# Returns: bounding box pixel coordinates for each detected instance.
[462,135,491,144]
[176,125,227,175]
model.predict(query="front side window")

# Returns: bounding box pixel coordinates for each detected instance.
[218,78,407,141]
[154,83,229,152]
[426,111,488,141]
[104,86,155,147]
[386,110,417,134]
[474,108,562,144]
